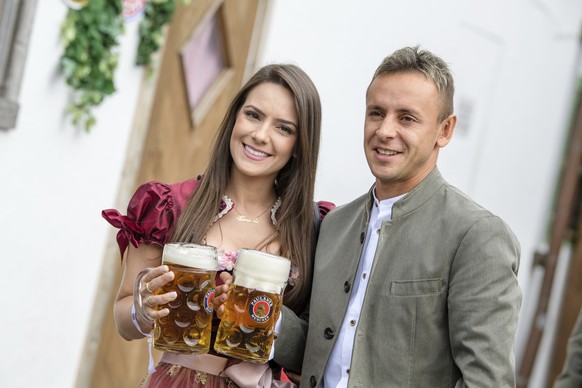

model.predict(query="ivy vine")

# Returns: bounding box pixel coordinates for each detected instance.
[60,0,124,131]
[136,0,180,70]
[60,0,187,131]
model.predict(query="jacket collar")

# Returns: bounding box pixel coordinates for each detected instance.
[363,167,445,220]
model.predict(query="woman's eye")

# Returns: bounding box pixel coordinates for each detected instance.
[277,125,292,134]
[245,111,260,120]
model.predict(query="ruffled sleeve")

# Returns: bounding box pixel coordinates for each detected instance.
[102,179,199,259]
[316,200,335,221]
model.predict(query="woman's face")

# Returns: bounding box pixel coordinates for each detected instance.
[230,82,298,182]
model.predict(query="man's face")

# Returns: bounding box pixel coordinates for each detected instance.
[364,71,455,200]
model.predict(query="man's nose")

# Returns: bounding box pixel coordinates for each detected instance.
[376,117,397,138]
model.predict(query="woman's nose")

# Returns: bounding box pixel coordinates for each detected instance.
[252,122,270,143]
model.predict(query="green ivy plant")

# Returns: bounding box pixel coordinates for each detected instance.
[60,0,189,131]
[60,0,124,131]
[136,0,180,71]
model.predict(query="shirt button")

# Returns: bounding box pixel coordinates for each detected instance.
[362,273,367,279]
[344,281,351,293]
[347,369,350,374]
[310,376,317,387]
[324,327,335,339]
[350,320,356,326]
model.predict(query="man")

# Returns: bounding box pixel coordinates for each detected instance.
[300,46,522,387]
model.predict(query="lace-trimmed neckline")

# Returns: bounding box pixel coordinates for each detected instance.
[210,195,282,225]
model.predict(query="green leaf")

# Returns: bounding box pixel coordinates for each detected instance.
[59,0,123,131]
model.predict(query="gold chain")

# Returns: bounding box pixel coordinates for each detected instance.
[233,202,272,224]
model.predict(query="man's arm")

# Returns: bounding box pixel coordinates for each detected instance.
[272,304,309,373]
[554,308,582,387]
[448,215,522,387]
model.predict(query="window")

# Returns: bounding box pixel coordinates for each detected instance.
[179,0,233,127]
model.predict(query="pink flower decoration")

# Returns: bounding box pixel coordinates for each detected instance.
[218,250,238,271]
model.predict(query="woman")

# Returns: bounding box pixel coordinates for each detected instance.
[103,63,334,387]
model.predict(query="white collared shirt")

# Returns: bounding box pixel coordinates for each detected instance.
[322,190,405,387]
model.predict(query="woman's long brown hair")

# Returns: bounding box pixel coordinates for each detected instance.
[170,64,322,314]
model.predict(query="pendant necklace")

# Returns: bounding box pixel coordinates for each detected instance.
[233,201,273,224]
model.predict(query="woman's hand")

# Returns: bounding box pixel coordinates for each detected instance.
[135,265,177,325]
[213,271,233,319]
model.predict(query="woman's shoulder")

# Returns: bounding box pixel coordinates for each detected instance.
[102,177,200,258]
[132,178,199,206]
[315,200,336,221]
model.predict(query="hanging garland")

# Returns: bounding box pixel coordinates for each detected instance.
[60,0,187,131]
[136,0,180,70]
[60,0,124,131]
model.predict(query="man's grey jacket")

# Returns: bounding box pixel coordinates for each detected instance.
[282,168,521,387]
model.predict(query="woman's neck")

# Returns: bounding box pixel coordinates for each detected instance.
[226,172,277,207]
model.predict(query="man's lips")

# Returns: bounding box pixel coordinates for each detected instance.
[376,148,399,156]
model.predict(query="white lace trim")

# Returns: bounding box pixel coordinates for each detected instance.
[210,195,233,225]
[270,197,282,225]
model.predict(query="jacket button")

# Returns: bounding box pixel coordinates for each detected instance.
[310,376,317,387]
[344,281,351,293]
[324,327,335,339]
[360,232,365,244]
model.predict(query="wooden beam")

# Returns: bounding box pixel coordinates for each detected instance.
[547,131,582,386]
[517,88,582,387]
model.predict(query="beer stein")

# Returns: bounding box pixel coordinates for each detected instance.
[214,249,291,363]
[153,243,218,354]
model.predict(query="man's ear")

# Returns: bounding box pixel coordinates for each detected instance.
[436,114,456,148]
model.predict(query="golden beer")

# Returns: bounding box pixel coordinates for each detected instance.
[153,243,218,354]
[214,249,290,363]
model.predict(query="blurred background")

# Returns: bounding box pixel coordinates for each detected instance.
[0,0,581,386]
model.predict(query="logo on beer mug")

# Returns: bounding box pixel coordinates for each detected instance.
[249,295,273,323]
[204,288,215,314]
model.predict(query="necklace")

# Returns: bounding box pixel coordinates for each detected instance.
[233,201,273,224]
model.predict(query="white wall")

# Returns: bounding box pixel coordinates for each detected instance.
[0,2,142,387]
[0,0,580,387]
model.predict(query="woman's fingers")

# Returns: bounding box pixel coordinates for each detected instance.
[141,265,174,294]
[213,283,230,319]
[219,271,233,285]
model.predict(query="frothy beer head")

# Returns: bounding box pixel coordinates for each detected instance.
[234,249,291,294]
[162,243,218,271]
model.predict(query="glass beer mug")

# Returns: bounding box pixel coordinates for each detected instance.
[214,249,291,363]
[153,243,218,354]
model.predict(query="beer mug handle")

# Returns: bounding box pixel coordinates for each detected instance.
[134,268,155,324]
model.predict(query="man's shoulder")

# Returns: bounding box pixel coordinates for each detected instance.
[324,192,369,219]
[435,181,517,238]
[439,182,494,218]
